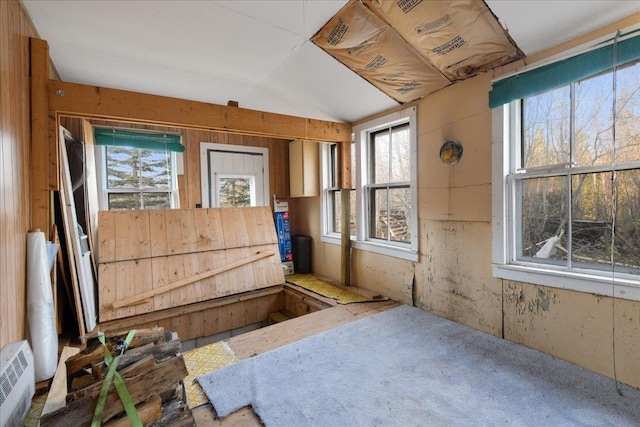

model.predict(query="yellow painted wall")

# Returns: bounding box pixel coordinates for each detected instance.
[307,16,640,389]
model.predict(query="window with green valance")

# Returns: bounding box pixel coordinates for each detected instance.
[489,32,640,108]
[94,128,184,153]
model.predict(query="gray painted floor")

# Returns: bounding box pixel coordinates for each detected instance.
[198,304,640,426]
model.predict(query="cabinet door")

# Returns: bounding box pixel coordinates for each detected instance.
[289,140,319,197]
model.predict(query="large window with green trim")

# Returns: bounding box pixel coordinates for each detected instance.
[95,128,182,210]
[492,32,640,301]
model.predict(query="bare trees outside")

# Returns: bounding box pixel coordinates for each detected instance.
[519,60,640,273]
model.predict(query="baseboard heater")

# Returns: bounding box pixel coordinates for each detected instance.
[0,341,35,427]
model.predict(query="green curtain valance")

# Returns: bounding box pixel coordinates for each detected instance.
[489,33,640,109]
[94,128,184,153]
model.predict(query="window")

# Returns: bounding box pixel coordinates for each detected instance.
[95,128,181,210]
[217,174,255,207]
[322,107,417,261]
[492,37,640,301]
[322,142,355,237]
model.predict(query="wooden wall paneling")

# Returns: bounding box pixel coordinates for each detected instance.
[216,304,233,333]
[114,210,151,261]
[202,307,220,337]
[179,208,197,253]
[182,247,202,304]
[30,38,51,234]
[97,211,116,263]
[188,310,204,340]
[98,263,116,322]
[164,209,183,255]
[134,258,153,316]
[196,251,217,301]
[1,0,39,347]
[220,208,240,248]
[224,247,252,295]
[205,207,225,249]
[210,249,230,299]
[149,210,168,257]
[168,254,188,309]
[151,256,171,312]
[114,260,135,319]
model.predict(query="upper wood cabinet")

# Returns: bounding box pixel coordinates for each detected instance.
[289,140,319,198]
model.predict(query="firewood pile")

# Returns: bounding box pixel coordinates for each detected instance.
[40,327,194,426]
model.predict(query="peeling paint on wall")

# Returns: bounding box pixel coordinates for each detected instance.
[505,283,558,316]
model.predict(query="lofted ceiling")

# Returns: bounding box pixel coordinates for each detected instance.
[23,0,640,124]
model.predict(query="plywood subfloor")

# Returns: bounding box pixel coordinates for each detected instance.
[192,299,399,426]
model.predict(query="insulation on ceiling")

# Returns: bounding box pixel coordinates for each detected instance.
[312,0,523,104]
[311,0,451,103]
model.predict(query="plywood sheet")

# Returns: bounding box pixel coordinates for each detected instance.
[312,0,523,104]
[364,0,523,81]
[97,206,284,321]
[312,0,450,103]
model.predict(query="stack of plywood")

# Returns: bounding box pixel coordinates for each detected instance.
[97,206,284,322]
[40,328,194,426]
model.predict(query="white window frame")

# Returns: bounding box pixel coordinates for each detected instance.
[215,173,257,207]
[492,103,640,302]
[95,145,180,211]
[321,107,418,262]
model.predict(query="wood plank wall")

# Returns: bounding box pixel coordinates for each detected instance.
[0,0,39,348]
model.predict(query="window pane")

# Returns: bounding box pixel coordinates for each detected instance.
[108,193,141,210]
[106,146,140,189]
[371,130,390,184]
[575,72,614,167]
[390,124,410,183]
[142,192,171,210]
[331,190,356,235]
[522,86,570,168]
[140,149,171,189]
[331,190,341,233]
[615,61,640,163]
[218,177,252,207]
[571,172,612,269]
[519,176,567,260]
[388,187,410,242]
[370,188,388,240]
[613,169,640,272]
[329,144,337,188]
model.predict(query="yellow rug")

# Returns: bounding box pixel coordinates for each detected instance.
[285,274,386,304]
[184,341,238,409]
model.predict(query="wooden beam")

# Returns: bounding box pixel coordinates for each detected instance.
[48,80,352,143]
[340,189,351,286]
[30,38,50,233]
[339,140,351,285]
[111,249,277,309]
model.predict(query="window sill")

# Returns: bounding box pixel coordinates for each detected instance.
[492,263,640,302]
[321,234,418,262]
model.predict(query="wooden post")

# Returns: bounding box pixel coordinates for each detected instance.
[340,140,351,286]
[30,38,51,234]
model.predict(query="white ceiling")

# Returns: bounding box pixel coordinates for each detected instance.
[23,0,640,124]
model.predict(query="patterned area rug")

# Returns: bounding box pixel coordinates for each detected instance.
[183,341,238,408]
[285,274,386,304]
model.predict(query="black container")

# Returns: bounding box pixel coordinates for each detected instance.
[292,235,312,274]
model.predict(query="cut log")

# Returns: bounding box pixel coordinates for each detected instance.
[67,355,157,403]
[40,355,189,426]
[66,327,166,376]
[111,249,277,308]
[91,339,182,379]
[103,394,163,427]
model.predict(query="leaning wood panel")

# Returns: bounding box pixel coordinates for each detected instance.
[98,206,284,320]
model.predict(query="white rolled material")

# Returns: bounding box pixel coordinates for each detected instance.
[27,230,58,382]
